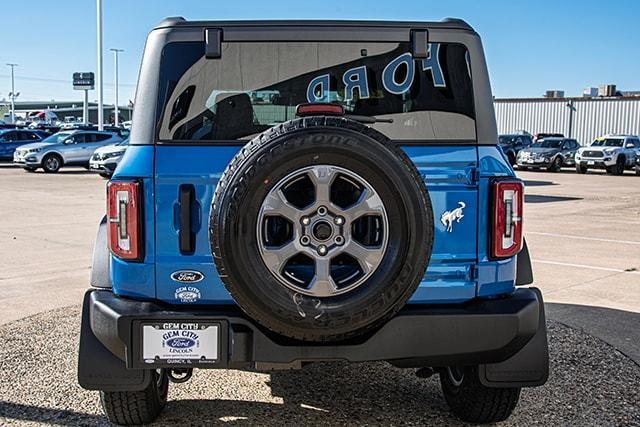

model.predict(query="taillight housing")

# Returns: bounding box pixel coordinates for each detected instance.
[107,181,143,260]
[491,179,524,259]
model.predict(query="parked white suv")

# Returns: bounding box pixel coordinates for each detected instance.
[89,138,129,178]
[575,134,640,175]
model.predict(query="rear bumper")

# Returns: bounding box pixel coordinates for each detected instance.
[83,287,544,370]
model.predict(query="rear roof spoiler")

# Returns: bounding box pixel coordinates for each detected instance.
[155,18,474,33]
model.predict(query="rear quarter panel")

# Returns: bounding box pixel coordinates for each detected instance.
[476,146,518,297]
[110,146,156,299]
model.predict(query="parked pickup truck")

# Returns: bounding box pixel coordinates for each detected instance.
[78,18,548,425]
[575,134,640,175]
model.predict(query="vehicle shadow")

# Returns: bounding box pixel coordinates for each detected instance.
[0,401,106,426]
[517,168,578,174]
[161,362,454,425]
[0,362,455,426]
[525,194,582,203]
[56,170,97,175]
[521,179,557,187]
[25,169,97,175]
[545,303,640,365]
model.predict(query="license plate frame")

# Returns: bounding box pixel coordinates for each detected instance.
[136,320,227,368]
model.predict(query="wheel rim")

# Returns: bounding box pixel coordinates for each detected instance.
[257,165,389,298]
[447,366,465,387]
[45,156,59,170]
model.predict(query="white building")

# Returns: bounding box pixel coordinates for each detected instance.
[494,96,640,145]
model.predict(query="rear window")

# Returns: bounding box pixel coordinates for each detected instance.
[93,133,113,142]
[156,41,475,142]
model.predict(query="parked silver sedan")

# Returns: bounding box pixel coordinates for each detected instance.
[13,130,123,173]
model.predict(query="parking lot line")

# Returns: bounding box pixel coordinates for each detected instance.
[532,259,640,275]
[527,231,640,246]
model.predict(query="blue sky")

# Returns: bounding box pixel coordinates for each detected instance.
[1,0,638,103]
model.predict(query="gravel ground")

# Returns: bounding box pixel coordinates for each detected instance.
[0,307,639,426]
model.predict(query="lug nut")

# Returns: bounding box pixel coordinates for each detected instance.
[317,206,327,216]
[334,216,344,225]
[317,245,327,255]
[301,217,310,226]
[300,236,310,246]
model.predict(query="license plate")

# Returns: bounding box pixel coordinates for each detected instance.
[142,322,219,364]
[527,159,534,164]
[588,161,595,165]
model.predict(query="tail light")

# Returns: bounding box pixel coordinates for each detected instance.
[107,181,143,260]
[491,180,523,259]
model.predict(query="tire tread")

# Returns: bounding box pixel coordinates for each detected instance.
[440,366,520,423]
[100,371,167,425]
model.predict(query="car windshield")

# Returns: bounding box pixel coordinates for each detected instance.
[532,140,562,148]
[591,138,623,147]
[42,132,73,143]
[116,138,129,146]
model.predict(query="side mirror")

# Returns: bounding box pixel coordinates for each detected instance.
[64,138,75,144]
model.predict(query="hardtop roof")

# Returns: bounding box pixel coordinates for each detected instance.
[153,17,475,32]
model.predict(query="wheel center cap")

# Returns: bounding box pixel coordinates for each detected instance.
[312,221,333,241]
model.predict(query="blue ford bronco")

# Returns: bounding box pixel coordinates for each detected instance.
[78,18,548,425]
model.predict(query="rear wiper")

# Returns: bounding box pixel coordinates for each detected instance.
[345,114,394,124]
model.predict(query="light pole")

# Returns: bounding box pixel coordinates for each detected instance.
[110,48,124,126]
[6,63,19,124]
[565,100,576,139]
[96,0,104,130]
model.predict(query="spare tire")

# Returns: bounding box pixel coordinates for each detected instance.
[210,117,434,342]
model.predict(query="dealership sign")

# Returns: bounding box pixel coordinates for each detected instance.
[73,72,95,90]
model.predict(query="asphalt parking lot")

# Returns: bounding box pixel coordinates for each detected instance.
[0,163,639,425]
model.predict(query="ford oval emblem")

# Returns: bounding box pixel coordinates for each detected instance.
[166,337,196,349]
[171,270,204,283]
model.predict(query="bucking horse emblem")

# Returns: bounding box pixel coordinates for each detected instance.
[440,201,466,232]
